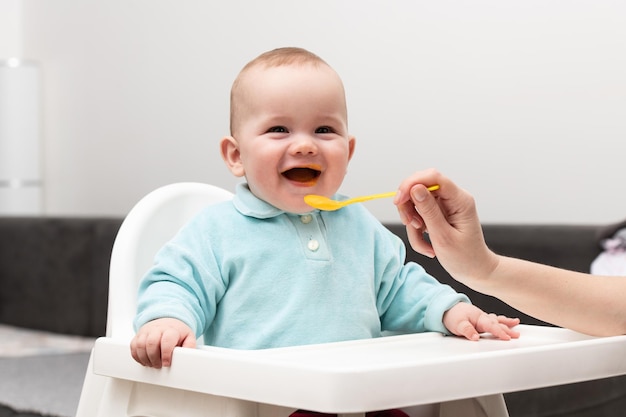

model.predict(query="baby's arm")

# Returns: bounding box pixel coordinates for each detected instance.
[130,318,196,368]
[443,302,520,341]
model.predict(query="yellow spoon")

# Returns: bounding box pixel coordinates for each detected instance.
[304,185,440,211]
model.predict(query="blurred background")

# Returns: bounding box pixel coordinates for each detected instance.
[1,0,624,223]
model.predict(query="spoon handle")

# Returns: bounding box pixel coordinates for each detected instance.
[350,191,397,204]
[350,185,439,204]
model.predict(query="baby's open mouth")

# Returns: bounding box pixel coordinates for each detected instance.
[282,167,321,184]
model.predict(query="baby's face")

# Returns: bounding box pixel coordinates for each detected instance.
[223,64,355,213]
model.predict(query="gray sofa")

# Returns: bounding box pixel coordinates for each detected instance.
[1,217,625,416]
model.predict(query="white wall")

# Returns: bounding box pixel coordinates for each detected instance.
[5,0,625,223]
[0,0,21,57]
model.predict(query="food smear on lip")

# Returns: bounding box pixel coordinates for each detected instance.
[281,166,321,186]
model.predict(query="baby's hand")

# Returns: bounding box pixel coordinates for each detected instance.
[443,302,520,341]
[130,318,196,368]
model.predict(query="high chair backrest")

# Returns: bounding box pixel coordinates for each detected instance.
[106,182,233,339]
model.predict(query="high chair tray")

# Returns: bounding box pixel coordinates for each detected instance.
[92,324,626,413]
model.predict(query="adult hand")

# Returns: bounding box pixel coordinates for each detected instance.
[394,169,498,284]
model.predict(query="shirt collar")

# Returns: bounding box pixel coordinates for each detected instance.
[233,182,347,219]
[233,183,286,219]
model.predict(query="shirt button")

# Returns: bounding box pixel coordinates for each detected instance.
[300,214,313,224]
[307,239,320,252]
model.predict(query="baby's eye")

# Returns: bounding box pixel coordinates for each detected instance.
[267,126,288,133]
[315,126,335,134]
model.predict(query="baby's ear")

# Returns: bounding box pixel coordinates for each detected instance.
[220,136,245,177]
[348,135,356,161]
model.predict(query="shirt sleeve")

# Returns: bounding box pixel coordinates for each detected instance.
[374,226,471,335]
[133,212,227,337]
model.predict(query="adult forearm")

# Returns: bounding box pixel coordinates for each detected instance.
[482,255,626,336]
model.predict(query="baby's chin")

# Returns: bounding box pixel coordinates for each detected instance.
[275,200,316,214]
[248,185,316,214]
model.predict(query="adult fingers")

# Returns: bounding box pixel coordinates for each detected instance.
[409,184,451,236]
[405,224,435,258]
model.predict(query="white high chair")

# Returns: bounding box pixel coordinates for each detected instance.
[75,182,235,416]
[75,183,626,417]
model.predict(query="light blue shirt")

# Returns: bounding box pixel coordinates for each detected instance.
[134,183,470,349]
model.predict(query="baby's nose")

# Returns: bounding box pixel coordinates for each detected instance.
[290,135,317,155]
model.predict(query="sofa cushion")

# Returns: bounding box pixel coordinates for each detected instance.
[0,217,122,337]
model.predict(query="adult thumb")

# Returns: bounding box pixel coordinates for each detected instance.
[410,185,448,231]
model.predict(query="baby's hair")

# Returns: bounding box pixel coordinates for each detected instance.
[239,47,328,71]
[229,47,330,136]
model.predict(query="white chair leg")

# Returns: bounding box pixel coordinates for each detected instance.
[75,350,109,417]
[95,378,136,417]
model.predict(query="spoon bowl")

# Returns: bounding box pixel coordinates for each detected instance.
[304,185,440,211]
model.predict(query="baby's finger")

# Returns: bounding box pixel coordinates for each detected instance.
[453,319,480,341]
[504,325,521,339]
[181,333,197,349]
[498,316,521,327]
[130,333,149,366]
[160,328,182,367]
[144,332,164,368]
[479,314,520,340]
[493,323,521,340]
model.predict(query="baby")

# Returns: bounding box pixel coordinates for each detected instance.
[131,47,519,374]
